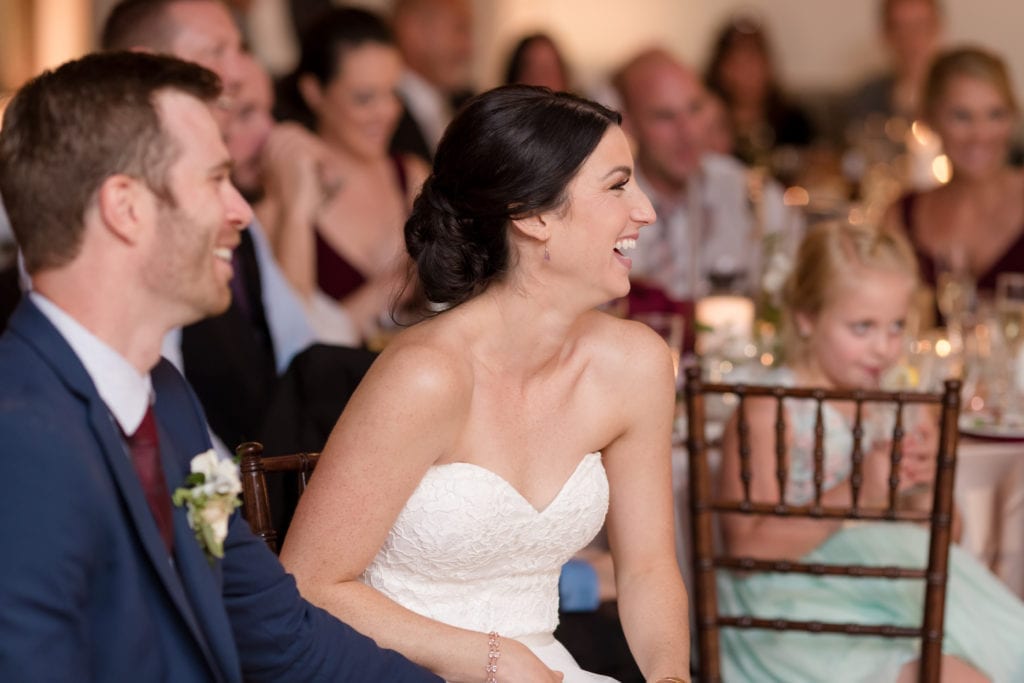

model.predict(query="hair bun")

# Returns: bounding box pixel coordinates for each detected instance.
[403,85,619,310]
[406,177,505,305]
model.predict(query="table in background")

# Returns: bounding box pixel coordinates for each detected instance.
[956,437,1024,597]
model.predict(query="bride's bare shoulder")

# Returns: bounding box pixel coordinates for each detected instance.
[579,310,675,382]
[367,318,474,400]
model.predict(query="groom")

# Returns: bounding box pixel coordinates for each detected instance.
[0,52,438,682]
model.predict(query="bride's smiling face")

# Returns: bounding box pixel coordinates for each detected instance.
[547,126,656,301]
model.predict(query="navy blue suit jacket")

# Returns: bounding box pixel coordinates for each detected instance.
[0,299,440,683]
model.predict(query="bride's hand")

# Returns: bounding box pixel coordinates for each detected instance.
[498,639,564,682]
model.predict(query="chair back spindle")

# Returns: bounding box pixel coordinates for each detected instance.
[237,441,320,554]
[683,366,961,683]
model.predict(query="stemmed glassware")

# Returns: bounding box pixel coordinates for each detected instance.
[934,248,975,357]
[995,273,1024,424]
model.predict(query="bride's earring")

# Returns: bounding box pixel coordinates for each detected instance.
[543,245,551,262]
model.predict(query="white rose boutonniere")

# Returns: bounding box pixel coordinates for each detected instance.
[172,449,242,562]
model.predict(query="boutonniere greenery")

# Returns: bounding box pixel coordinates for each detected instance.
[172,449,242,563]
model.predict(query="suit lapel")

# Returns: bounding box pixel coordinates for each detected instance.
[89,401,223,667]
[155,412,240,683]
[7,301,228,682]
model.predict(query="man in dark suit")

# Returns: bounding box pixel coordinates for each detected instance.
[0,51,439,682]
[102,0,369,460]
[390,0,475,162]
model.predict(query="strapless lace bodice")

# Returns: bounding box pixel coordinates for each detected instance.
[361,453,609,638]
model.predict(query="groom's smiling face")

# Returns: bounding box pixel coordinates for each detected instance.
[139,90,251,325]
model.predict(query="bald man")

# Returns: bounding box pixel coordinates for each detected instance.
[613,48,795,301]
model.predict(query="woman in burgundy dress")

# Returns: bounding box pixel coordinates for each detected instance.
[270,7,428,343]
[883,46,1024,322]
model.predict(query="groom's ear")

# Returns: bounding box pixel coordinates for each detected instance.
[95,173,151,244]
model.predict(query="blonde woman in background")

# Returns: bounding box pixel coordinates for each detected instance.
[884,46,1024,323]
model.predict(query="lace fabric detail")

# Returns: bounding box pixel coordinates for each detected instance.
[361,453,609,638]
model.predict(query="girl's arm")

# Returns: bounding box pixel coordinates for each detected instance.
[719,398,930,560]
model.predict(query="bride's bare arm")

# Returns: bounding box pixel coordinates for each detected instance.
[279,341,558,683]
[601,322,691,680]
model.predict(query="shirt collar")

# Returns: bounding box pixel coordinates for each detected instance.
[634,165,692,216]
[30,292,153,435]
[398,69,449,153]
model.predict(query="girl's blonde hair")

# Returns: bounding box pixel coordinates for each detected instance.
[782,222,919,358]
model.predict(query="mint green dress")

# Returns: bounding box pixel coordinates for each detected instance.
[718,368,1024,683]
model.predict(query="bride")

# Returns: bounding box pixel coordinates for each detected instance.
[280,85,691,682]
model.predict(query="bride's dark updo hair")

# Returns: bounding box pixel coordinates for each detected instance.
[405,85,620,307]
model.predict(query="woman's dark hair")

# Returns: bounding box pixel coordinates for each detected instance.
[503,33,568,88]
[405,85,620,308]
[704,16,783,111]
[275,6,394,128]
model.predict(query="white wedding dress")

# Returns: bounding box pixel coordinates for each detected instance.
[362,452,618,682]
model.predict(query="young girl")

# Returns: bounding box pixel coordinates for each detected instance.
[717,222,1024,682]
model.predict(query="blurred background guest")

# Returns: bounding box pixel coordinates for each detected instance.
[389,0,474,161]
[503,32,571,92]
[704,93,737,157]
[101,0,319,453]
[613,48,793,305]
[704,14,816,171]
[275,6,429,343]
[848,0,944,130]
[883,46,1023,322]
[99,0,378,474]
[228,53,361,346]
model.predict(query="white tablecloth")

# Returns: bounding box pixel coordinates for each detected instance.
[956,438,1024,597]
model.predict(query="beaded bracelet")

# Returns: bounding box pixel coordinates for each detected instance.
[485,631,500,683]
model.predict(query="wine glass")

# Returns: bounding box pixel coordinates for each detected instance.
[934,248,975,352]
[995,273,1024,424]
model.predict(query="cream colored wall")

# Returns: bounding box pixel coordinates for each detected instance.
[8,0,1024,106]
[340,0,1024,108]
[478,0,1024,101]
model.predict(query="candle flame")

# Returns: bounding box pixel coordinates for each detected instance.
[932,154,952,184]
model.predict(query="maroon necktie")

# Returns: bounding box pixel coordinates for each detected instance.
[124,407,174,553]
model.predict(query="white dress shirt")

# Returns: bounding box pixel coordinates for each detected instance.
[30,292,152,437]
[397,69,451,156]
[631,153,796,300]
